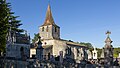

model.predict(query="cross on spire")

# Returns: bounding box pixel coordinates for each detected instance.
[106,30,111,36]
[105,30,112,43]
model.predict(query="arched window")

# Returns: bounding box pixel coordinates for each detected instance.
[81,54,83,57]
[66,47,71,55]
[77,49,79,56]
[66,49,68,54]
[42,27,44,32]
[55,27,57,32]
[46,26,48,32]
[68,47,71,55]
[48,53,50,60]
[20,47,24,52]
[94,53,96,57]
[20,47,24,59]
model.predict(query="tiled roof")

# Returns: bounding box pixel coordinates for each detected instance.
[59,39,87,47]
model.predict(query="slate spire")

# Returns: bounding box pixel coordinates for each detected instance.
[42,4,56,26]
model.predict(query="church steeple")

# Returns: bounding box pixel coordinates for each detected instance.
[39,4,60,40]
[42,4,57,26]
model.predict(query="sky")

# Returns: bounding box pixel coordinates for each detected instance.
[7,0,120,48]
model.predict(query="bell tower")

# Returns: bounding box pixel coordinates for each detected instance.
[39,4,60,40]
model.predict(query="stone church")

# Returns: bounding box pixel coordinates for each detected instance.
[38,4,88,63]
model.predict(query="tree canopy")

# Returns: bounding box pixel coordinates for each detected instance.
[0,0,23,52]
[32,33,40,43]
[113,47,120,58]
[96,47,120,58]
[0,0,10,52]
[80,42,93,49]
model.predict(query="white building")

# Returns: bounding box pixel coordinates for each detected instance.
[87,50,92,60]
[92,47,98,59]
[30,47,36,58]
[118,53,120,58]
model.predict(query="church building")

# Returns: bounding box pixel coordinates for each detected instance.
[38,4,88,63]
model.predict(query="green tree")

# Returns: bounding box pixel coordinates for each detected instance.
[32,33,40,43]
[97,48,102,58]
[0,0,10,52]
[0,0,23,53]
[9,15,23,33]
[95,47,120,58]
[113,47,120,58]
[80,42,93,49]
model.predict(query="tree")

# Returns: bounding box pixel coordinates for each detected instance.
[97,48,102,58]
[9,15,24,33]
[0,0,23,53]
[0,0,10,52]
[80,42,93,49]
[113,47,120,57]
[32,33,40,43]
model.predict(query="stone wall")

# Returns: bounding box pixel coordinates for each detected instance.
[40,25,60,40]
[41,39,67,57]
[6,43,30,59]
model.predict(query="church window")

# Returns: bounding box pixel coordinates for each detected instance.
[48,53,50,60]
[20,47,24,52]
[69,47,71,55]
[94,53,96,57]
[55,27,57,32]
[45,42,47,45]
[20,47,24,58]
[66,46,72,55]
[67,47,71,55]
[42,27,44,32]
[46,26,48,32]
[66,49,68,54]
[77,49,79,56]
[81,54,83,57]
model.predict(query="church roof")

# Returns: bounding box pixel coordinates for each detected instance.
[60,39,87,47]
[42,4,59,27]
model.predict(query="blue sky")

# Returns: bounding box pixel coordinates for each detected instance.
[7,0,120,48]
